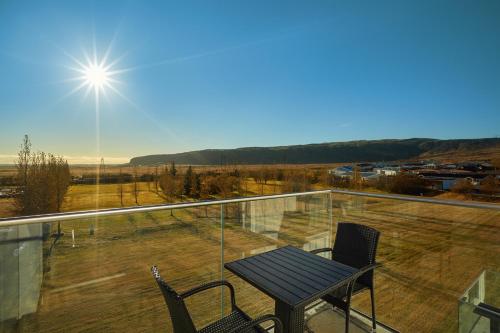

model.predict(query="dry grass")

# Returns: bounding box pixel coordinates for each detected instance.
[6,193,498,333]
[420,146,500,163]
[15,198,329,333]
[333,194,500,332]
[0,198,15,218]
[0,178,289,218]
[2,174,500,333]
[0,182,168,218]
[0,163,342,178]
[61,182,167,211]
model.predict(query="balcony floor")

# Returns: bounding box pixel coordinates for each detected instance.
[304,302,394,333]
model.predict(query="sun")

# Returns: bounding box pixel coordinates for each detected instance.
[84,63,110,89]
[64,47,125,101]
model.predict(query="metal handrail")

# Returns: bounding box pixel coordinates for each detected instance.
[1,188,498,227]
[0,190,332,227]
[331,189,500,211]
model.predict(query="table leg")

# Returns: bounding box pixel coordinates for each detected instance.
[491,318,500,333]
[275,301,305,333]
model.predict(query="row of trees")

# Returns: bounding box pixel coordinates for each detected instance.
[158,163,239,199]
[15,135,71,215]
[452,176,499,196]
[328,172,429,195]
[10,134,498,214]
[141,164,322,201]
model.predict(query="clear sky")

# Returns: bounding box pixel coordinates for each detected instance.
[1,0,499,164]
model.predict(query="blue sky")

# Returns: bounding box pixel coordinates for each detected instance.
[1,0,499,163]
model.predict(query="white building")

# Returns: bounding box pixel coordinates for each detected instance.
[374,167,400,176]
[328,166,353,178]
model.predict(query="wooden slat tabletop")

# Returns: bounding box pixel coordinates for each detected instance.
[224,245,359,308]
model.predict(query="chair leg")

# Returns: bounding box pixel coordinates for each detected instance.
[370,287,376,332]
[345,307,350,333]
[344,283,354,333]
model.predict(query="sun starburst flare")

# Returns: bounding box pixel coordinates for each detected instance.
[84,63,110,89]
[54,38,184,158]
[63,46,125,103]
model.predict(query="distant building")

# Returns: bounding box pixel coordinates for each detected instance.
[423,177,458,191]
[423,163,437,169]
[441,164,458,169]
[357,163,374,172]
[0,188,19,198]
[374,167,400,176]
[360,172,380,182]
[329,166,353,178]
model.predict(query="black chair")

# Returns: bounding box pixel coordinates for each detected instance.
[311,222,380,333]
[151,266,282,333]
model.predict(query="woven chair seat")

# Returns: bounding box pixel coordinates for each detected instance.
[199,309,266,333]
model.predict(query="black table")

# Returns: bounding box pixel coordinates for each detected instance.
[224,245,360,333]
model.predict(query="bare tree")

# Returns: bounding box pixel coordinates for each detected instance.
[15,136,71,216]
[14,136,71,238]
[15,135,31,213]
[170,161,177,177]
[48,154,71,236]
[118,168,124,207]
[133,166,139,205]
[154,166,159,193]
[159,171,176,200]
[262,168,273,185]
[352,165,362,189]
[193,173,202,198]
[282,169,311,193]
[183,166,193,197]
[492,157,500,172]
[480,176,499,195]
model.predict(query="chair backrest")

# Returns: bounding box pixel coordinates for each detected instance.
[151,266,197,333]
[332,223,380,287]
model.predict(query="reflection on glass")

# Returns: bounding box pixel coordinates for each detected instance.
[0,193,332,333]
[459,270,500,333]
[0,224,43,324]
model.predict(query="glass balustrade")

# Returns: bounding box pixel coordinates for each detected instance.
[1,190,499,333]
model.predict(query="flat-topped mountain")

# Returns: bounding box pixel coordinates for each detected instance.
[129,138,500,166]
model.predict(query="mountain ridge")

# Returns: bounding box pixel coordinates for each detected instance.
[129,138,500,165]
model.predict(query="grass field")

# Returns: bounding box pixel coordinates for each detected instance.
[2,177,500,332]
[0,182,166,218]
[2,192,498,333]
[0,178,292,218]
[0,163,342,177]
[334,194,500,332]
[10,195,330,332]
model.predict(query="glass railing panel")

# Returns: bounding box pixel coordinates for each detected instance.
[221,192,333,320]
[332,193,500,333]
[0,205,224,332]
[459,270,500,333]
[6,190,494,333]
[1,223,44,332]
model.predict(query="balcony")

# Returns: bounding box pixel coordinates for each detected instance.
[1,190,499,332]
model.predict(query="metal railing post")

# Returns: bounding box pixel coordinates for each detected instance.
[220,203,224,319]
[328,191,333,247]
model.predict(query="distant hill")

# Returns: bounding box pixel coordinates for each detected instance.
[129,138,500,166]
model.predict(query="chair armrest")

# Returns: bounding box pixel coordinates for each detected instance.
[474,302,500,321]
[180,280,236,309]
[354,262,381,279]
[310,247,333,255]
[228,314,283,333]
